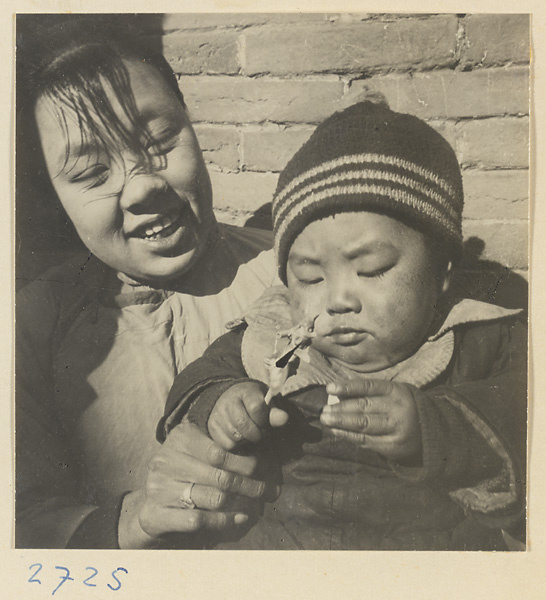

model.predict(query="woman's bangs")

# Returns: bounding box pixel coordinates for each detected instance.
[44,53,154,173]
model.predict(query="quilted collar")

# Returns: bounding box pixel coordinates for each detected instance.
[236,285,521,394]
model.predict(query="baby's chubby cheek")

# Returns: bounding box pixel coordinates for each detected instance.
[312,312,336,338]
[287,293,332,352]
[288,289,324,327]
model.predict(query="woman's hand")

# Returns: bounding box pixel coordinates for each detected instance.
[118,420,266,548]
[320,379,422,462]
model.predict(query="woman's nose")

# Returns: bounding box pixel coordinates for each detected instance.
[326,277,362,315]
[119,171,169,214]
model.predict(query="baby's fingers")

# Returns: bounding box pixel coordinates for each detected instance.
[328,428,367,445]
[322,397,386,414]
[269,406,289,428]
[209,405,262,451]
[326,379,393,399]
[321,410,397,435]
[228,397,264,442]
[208,417,244,451]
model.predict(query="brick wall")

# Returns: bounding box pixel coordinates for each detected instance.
[16,13,530,307]
[152,12,530,307]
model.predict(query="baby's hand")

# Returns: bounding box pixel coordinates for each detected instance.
[208,381,289,451]
[320,379,422,462]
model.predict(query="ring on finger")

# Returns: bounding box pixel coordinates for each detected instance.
[178,482,196,509]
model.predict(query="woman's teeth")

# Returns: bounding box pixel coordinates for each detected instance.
[142,216,175,239]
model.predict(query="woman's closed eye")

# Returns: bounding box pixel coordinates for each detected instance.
[144,112,185,156]
[145,122,184,157]
[70,164,110,189]
[146,135,179,157]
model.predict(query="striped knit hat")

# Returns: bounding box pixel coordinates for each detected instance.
[272,100,464,283]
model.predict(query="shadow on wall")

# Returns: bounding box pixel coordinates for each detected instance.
[453,237,528,313]
[15,14,164,289]
[244,204,528,313]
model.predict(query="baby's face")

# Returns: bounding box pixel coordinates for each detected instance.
[286,211,448,371]
[35,59,214,286]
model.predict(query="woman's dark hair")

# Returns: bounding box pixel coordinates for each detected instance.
[19,16,184,173]
[16,15,184,280]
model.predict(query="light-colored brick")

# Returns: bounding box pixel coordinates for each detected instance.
[209,169,278,213]
[347,67,529,119]
[221,206,274,230]
[213,208,250,228]
[244,16,458,75]
[243,127,314,172]
[162,13,333,31]
[456,117,529,169]
[193,125,240,170]
[463,14,530,67]
[463,170,529,220]
[463,220,528,269]
[163,31,239,74]
[181,77,344,124]
[214,207,273,230]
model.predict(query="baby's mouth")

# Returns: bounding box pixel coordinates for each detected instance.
[326,329,368,346]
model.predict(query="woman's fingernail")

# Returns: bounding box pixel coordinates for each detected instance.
[235,513,249,525]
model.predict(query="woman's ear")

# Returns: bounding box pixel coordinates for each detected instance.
[440,261,453,294]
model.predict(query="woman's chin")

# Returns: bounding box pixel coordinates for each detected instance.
[108,246,201,287]
[103,226,208,286]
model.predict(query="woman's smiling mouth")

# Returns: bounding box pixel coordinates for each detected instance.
[140,215,179,240]
[128,210,182,242]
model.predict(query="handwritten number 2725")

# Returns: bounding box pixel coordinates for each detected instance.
[27,564,128,593]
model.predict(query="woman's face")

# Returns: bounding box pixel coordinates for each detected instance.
[35,59,215,286]
[286,211,449,371]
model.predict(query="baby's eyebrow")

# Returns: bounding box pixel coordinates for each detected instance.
[288,252,321,265]
[343,240,398,260]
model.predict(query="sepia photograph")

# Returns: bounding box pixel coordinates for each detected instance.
[14,11,530,556]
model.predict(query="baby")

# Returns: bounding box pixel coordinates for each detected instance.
[159,100,527,550]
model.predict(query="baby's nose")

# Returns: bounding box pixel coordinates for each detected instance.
[325,279,362,315]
